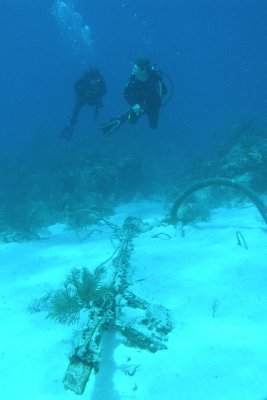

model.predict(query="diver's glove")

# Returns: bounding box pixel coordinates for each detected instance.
[132,103,142,116]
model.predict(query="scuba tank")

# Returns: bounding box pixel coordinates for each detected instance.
[151,64,174,107]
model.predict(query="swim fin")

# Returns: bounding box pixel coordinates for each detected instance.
[99,110,131,136]
[99,118,123,136]
[60,125,74,140]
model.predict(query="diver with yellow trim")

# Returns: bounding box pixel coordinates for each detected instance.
[100,58,169,136]
[124,57,167,128]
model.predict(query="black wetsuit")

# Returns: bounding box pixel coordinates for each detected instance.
[124,69,166,128]
[70,75,106,127]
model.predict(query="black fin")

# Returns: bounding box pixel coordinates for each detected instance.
[60,125,74,140]
[99,110,132,136]
[99,118,123,136]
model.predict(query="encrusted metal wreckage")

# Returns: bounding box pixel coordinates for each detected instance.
[63,217,173,394]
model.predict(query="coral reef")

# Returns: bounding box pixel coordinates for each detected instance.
[1,117,267,242]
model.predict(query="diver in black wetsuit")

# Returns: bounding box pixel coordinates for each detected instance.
[61,67,106,139]
[99,58,167,136]
[123,57,167,129]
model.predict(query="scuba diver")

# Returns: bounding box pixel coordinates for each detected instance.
[100,58,168,136]
[61,67,107,139]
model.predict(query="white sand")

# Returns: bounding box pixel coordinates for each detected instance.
[1,201,267,400]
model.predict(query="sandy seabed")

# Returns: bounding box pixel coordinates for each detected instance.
[1,201,267,400]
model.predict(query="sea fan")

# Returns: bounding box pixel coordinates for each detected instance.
[47,266,111,325]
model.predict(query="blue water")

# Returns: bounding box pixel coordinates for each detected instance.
[1,0,267,155]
